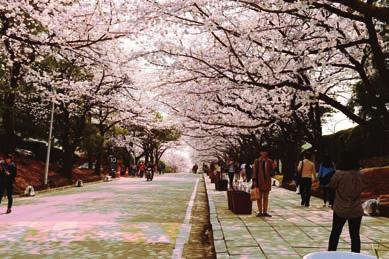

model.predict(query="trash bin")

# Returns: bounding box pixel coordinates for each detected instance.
[231,190,252,214]
[303,252,375,259]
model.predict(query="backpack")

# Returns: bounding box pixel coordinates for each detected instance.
[319,169,335,186]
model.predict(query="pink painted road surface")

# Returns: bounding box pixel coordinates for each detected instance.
[0,173,199,258]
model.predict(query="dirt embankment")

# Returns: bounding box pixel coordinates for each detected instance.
[360,166,389,199]
[360,166,389,216]
[12,156,103,195]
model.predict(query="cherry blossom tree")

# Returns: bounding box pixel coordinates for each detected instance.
[0,0,148,152]
[132,0,388,174]
[147,0,386,123]
[1,0,387,177]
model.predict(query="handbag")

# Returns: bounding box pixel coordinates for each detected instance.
[250,187,260,201]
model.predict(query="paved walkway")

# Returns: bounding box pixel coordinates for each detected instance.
[0,173,200,258]
[205,176,389,259]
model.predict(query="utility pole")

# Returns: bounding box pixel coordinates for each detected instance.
[44,93,55,186]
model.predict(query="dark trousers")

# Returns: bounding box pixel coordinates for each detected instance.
[228,172,234,188]
[328,212,362,253]
[246,170,252,182]
[323,187,335,205]
[295,176,300,188]
[300,178,312,206]
[0,184,13,209]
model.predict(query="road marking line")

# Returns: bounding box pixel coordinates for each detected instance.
[172,177,200,259]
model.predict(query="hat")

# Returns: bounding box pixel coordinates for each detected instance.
[301,142,312,152]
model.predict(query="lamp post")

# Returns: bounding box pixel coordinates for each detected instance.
[44,92,55,186]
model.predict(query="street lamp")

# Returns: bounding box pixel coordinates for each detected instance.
[44,90,55,186]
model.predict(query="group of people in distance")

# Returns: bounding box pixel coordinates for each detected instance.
[207,146,277,217]
[297,152,336,208]
[128,161,164,177]
[205,146,364,254]
[0,155,165,215]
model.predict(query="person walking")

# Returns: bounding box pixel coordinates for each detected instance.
[158,162,165,175]
[130,163,137,177]
[227,159,235,189]
[328,151,363,253]
[240,162,247,182]
[215,162,222,181]
[202,163,209,176]
[209,162,216,181]
[234,161,240,182]
[318,155,336,207]
[252,146,275,217]
[138,162,145,178]
[245,162,253,182]
[192,164,199,174]
[146,162,155,180]
[297,152,317,207]
[0,154,17,214]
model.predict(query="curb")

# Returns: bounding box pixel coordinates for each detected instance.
[16,177,120,199]
[203,174,229,258]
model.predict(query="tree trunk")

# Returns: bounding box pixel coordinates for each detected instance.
[308,103,323,164]
[62,145,75,179]
[1,38,21,153]
[95,151,103,175]
[2,95,16,153]
[59,113,74,179]
[87,152,94,170]
[281,141,300,183]
[150,149,155,164]
[277,124,301,183]
[94,136,105,175]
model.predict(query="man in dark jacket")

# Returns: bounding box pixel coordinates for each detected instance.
[0,154,17,214]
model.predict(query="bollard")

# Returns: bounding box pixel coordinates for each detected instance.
[75,179,83,187]
[24,185,35,197]
[104,175,112,182]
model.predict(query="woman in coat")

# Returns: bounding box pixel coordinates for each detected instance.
[328,151,363,253]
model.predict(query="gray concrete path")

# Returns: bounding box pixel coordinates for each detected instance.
[0,173,199,258]
[205,176,389,259]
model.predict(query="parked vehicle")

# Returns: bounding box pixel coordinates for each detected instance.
[77,162,102,170]
[109,167,117,178]
[15,148,34,158]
